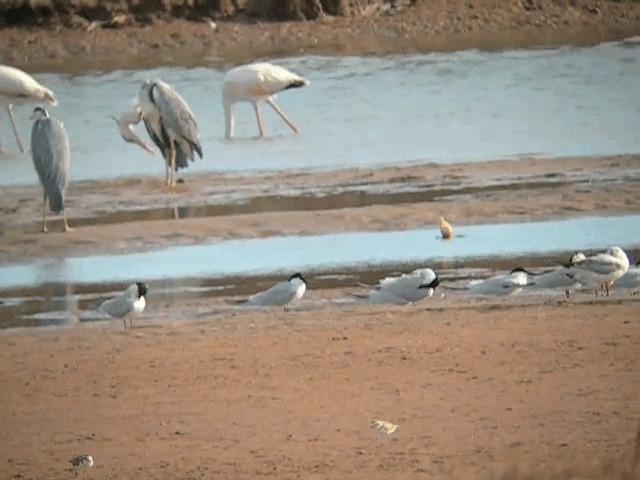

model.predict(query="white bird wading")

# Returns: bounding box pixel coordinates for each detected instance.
[0,64,57,153]
[222,62,309,139]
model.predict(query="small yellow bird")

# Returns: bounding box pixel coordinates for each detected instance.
[439,216,453,240]
[370,419,398,435]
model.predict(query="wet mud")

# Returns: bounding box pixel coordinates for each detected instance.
[1,1,640,73]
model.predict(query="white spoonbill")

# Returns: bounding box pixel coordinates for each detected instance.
[0,64,58,153]
[222,62,309,139]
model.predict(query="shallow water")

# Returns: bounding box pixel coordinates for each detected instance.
[1,38,639,186]
[1,215,637,329]
[1,215,638,290]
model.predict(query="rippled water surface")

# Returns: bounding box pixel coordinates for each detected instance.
[1,38,639,186]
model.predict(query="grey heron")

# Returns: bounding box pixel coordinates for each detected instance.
[230,273,307,307]
[98,282,148,329]
[29,107,71,233]
[222,62,309,139]
[115,79,202,188]
[0,64,57,153]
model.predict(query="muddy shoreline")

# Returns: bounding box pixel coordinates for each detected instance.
[2,1,640,73]
[1,155,639,264]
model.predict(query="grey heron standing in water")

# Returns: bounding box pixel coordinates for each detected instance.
[0,64,58,153]
[113,79,202,188]
[29,107,72,233]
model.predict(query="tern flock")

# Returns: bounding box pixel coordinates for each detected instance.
[0,63,636,330]
[93,246,636,331]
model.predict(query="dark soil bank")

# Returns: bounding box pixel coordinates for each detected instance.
[1,0,640,72]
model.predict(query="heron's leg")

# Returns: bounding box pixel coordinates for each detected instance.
[62,209,74,232]
[253,103,265,138]
[123,318,127,330]
[169,143,176,188]
[42,193,48,233]
[6,104,26,153]
[266,98,299,133]
[165,161,170,186]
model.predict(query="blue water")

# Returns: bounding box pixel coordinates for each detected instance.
[1,38,639,186]
[0,215,638,289]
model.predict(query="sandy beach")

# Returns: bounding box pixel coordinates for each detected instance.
[1,296,639,479]
[0,152,638,479]
[1,1,639,478]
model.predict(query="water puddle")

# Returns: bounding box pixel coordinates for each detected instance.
[0,214,637,329]
[2,215,637,291]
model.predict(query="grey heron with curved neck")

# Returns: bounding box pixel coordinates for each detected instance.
[0,64,57,153]
[29,107,72,233]
[113,79,202,188]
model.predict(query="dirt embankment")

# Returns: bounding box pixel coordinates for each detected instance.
[1,0,640,72]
